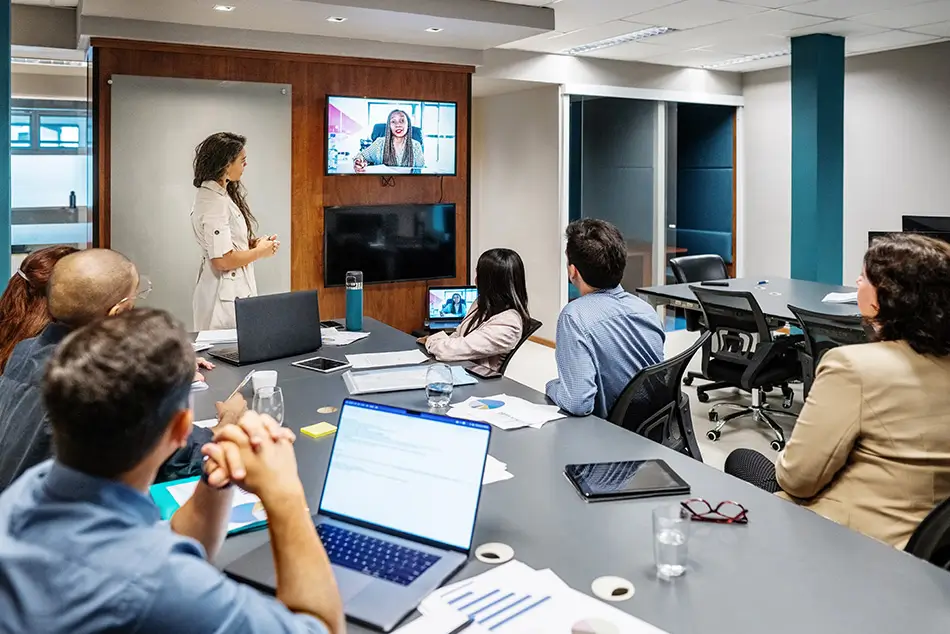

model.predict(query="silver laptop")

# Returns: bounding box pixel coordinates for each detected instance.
[225,398,492,632]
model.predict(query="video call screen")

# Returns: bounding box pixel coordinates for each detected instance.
[326,96,457,175]
[428,287,477,320]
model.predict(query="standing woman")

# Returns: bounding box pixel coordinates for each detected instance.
[191,132,279,330]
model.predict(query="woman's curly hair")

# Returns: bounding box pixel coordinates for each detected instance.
[864,233,950,357]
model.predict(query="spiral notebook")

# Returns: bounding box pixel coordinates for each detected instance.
[149,476,268,536]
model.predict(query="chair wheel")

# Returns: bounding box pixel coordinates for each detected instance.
[770,439,786,451]
[697,391,710,403]
[708,411,719,422]
[782,397,794,409]
[683,376,694,386]
[707,429,721,442]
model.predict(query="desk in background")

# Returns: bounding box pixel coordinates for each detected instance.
[194,318,950,634]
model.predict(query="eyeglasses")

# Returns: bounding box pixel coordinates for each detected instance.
[681,498,748,524]
[117,275,152,306]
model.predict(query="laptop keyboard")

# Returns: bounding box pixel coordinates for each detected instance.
[211,347,240,363]
[316,523,441,586]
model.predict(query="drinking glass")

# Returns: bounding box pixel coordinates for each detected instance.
[425,363,454,409]
[653,504,690,579]
[252,386,285,426]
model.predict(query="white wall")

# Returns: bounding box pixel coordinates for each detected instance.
[472,85,561,341]
[110,76,292,330]
[742,41,950,282]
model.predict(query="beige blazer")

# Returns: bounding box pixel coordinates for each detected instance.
[776,340,950,549]
[425,307,524,372]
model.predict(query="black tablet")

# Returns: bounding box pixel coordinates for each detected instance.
[564,460,690,502]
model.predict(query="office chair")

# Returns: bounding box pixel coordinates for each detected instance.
[905,497,950,570]
[787,305,870,400]
[370,123,425,150]
[608,332,710,462]
[669,255,732,396]
[496,318,543,377]
[692,286,802,451]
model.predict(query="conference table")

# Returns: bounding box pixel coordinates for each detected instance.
[637,277,862,326]
[194,318,950,633]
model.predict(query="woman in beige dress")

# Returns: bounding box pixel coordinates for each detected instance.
[190,132,279,330]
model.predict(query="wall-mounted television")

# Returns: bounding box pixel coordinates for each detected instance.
[903,215,950,233]
[324,203,457,287]
[326,95,457,176]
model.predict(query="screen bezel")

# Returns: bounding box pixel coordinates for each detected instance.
[323,203,458,287]
[565,460,690,499]
[317,398,491,553]
[291,356,351,373]
[325,94,459,177]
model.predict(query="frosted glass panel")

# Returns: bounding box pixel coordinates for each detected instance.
[110,76,292,330]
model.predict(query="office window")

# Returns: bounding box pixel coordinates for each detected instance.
[11,113,30,148]
[39,115,82,148]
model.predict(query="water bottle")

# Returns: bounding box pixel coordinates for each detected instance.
[345,271,363,332]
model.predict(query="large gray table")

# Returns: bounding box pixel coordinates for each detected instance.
[638,277,861,325]
[194,318,950,633]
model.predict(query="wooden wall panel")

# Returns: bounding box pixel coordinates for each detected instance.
[92,39,472,333]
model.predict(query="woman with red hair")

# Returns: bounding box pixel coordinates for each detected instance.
[0,246,78,372]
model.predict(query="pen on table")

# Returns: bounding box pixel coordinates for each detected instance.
[447,619,473,634]
[227,370,255,401]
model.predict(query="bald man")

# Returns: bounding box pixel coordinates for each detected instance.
[0,249,241,491]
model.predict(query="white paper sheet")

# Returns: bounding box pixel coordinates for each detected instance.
[322,329,371,346]
[195,329,238,345]
[194,418,217,429]
[448,395,566,431]
[192,342,213,353]
[343,365,477,395]
[191,381,209,392]
[346,349,429,369]
[822,291,858,304]
[164,480,267,533]
[483,455,513,484]
[392,609,470,634]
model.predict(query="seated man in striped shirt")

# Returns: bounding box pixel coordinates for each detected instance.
[546,219,665,418]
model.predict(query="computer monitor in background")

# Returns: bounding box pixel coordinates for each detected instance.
[902,216,950,233]
[427,286,477,331]
[869,230,950,248]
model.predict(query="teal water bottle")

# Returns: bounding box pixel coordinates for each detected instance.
[345,271,363,332]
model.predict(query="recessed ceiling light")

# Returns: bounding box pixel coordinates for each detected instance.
[327,16,347,23]
[701,50,790,69]
[425,27,443,33]
[563,26,676,55]
[212,4,235,11]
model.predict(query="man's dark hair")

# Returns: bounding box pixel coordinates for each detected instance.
[565,219,627,290]
[44,308,196,478]
[864,233,950,357]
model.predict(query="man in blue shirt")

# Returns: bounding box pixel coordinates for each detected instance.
[0,308,343,634]
[546,219,665,418]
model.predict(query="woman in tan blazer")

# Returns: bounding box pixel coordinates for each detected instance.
[420,249,530,373]
[726,233,950,548]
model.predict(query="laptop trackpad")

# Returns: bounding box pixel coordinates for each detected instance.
[334,566,375,602]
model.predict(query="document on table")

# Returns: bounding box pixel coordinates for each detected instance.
[392,608,470,634]
[448,394,566,430]
[419,560,668,634]
[483,455,513,484]
[346,349,429,370]
[195,329,238,345]
[343,365,477,395]
[151,477,267,535]
[192,342,213,353]
[822,291,858,304]
[321,328,370,346]
[193,418,217,429]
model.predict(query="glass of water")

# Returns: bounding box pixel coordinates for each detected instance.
[425,363,454,409]
[653,504,690,579]
[252,386,285,426]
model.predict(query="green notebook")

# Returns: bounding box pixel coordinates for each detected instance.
[149,476,268,536]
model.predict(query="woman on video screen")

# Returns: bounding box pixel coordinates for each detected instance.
[441,293,466,317]
[353,109,425,172]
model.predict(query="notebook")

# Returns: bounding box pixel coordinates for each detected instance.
[149,476,268,536]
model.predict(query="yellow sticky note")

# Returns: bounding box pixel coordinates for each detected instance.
[301,422,337,440]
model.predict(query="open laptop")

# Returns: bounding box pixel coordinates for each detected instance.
[225,399,491,632]
[427,285,478,331]
[208,290,322,366]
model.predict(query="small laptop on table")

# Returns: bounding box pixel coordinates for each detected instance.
[225,399,492,632]
[208,290,322,366]
[427,285,478,331]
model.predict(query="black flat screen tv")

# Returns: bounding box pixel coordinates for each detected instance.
[324,203,457,287]
[902,216,950,233]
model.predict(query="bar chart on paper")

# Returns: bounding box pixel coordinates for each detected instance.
[444,585,552,631]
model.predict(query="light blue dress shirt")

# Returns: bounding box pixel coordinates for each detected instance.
[0,460,328,634]
[546,285,665,418]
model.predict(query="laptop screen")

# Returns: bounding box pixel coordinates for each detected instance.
[319,399,491,551]
[428,287,478,321]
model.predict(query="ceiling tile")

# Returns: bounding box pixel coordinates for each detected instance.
[552,0,681,31]
[845,28,940,52]
[622,0,767,29]
[910,19,950,35]
[583,40,679,61]
[723,0,816,7]
[734,8,834,30]
[646,47,750,66]
[502,20,658,53]
[852,0,950,28]
[720,55,792,71]
[648,20,791,51]
[789,0,931,19]
[786,18,887,36]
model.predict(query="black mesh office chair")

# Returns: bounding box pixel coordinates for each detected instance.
[905,498,950,570]
[496,318,543,377]
[608,332,710,462]
[787,305,870,400]
[669,255,732,395]
[692,286,802,451]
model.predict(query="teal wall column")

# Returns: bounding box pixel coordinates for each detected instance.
[0,0,9,292]
[790,34,844,284]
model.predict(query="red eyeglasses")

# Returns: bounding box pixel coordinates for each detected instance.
[681,498,749,524]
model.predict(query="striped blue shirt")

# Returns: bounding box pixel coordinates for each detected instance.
[546,286,665,418]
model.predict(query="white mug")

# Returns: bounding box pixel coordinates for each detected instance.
[251,370,278,393]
